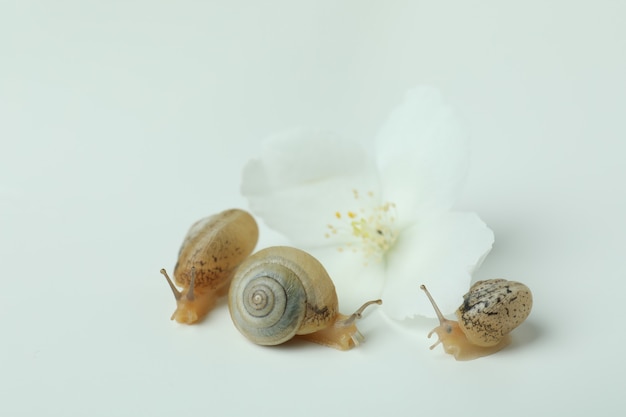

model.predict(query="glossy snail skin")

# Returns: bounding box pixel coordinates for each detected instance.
[420,279,532,361]
[228,246,381,350]
[160,209,259,324]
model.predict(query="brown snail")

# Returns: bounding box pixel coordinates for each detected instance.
[228,246,382,350]
[420,279,532,360]
[160,208,258,324]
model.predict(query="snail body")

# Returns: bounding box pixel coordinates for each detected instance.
[160,208,258,324]
[228,246,381,350]
[420,279,532,360]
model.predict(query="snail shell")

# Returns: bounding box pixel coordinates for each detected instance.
[457,279,532,347]
[421,279,532,360]
[228,246,381,350]
[160,208,258,324]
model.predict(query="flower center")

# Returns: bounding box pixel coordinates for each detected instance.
[325,190,398,262]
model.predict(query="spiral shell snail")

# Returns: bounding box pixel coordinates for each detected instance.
[420,279,532,360]
[160,208,259,324]
[228,246,382,350]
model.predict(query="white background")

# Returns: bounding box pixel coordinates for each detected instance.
[1,1,624,416]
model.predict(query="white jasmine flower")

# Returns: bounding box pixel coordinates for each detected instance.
[241,86,494,319]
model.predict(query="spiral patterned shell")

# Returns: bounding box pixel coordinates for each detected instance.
[228,246,339,346]
[456,279,533,347]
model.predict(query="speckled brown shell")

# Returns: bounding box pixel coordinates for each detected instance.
[228,246,339,346]
[456,279,532,347]
[174,209,259,293]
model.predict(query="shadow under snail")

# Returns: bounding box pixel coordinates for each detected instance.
[228,246,382,350]
[420,279,533,361]
[160,208,259,324]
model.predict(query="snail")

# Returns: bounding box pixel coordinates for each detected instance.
[160,208,259,324]
[228,246,382,350]
[420,279,532,360]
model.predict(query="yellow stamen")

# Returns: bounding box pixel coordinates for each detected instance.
[325,190,398,263]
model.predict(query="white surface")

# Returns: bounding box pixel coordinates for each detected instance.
[1,1,624,416]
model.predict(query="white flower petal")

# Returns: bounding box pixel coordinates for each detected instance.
[305,246,386,313]
[242,128,380,247]
[240,89,495,326]
[375,86,470,227]
[381,211,494,320]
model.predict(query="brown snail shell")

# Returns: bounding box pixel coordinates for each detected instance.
[160,208,258,324]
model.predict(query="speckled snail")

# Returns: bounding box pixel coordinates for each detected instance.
[228,246,382,350]
[420,279,532,360]
[160,209,259,324]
